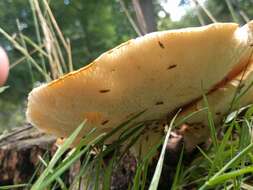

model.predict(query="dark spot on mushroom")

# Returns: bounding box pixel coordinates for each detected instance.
[156,101,164,105]
[101,120,109,125]
[215,112,221,115]
[100,89,110,93]
[250,43,253,47]
[167,64,177,70]
[158,41,165,48]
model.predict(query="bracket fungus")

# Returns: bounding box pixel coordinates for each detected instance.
[27,21,253,154]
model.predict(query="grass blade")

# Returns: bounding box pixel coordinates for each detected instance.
[175,107,207,128]
[102,151,116,190]
[208,166,253,186]
[37,155,67,190]
[171,144,184,190]
[0,184,28,189]
[203,93,218,152]
[40,133,105,189]
[148,111,179,190]
[31,121,86,190]
[208,123,234,177]
[98,110,146,146]
[199,143,253,190]
[197,146,213,166]
[0,86,9,94]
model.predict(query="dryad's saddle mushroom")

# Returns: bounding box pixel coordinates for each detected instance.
[27,21,253,154]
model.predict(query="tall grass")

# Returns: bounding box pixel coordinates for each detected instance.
[0,0,73,83]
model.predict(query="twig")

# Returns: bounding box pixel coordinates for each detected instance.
[0,27,51,81]
[10,44,45,70]
[192,0,205,26]
[239,10,250,23]
[132,0,147,34]
[29,0,47,73]
[192,0,217,23]
[225,0,240,23]
[0,125,33,143]
[118,0,142,36]
[67,38,73,72]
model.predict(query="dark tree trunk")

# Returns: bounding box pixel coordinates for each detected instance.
[132,0,157,35]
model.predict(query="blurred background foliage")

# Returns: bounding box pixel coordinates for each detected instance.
[0,0,252,130]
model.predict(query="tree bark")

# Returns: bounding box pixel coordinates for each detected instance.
[0,124,186,189]
[0,125,137,189]
[0,124,56,186]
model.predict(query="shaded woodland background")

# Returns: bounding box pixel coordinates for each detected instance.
[0,0,253,130]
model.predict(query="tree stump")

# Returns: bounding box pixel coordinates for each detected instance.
[0,124,187,189]
[0,125,137,189]
[0,124,56,186]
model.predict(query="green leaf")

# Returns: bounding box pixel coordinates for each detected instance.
[225,105,251,124]
[0,86,9,94]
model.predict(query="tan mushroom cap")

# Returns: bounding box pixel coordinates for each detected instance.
[175,53,253,150]
[27,21,253,146]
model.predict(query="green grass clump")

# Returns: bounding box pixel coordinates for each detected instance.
[1,102,253,189]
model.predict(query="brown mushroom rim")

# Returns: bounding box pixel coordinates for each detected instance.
[210,55,252,92]
[47,60,96,87]
[47,40,132,88]
[179,52,253,114]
